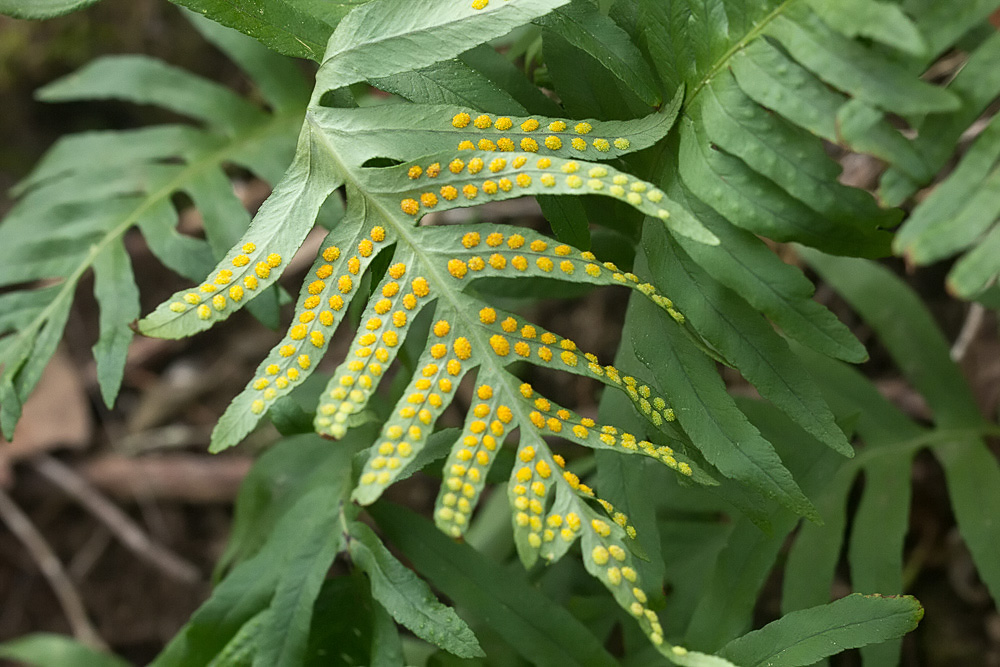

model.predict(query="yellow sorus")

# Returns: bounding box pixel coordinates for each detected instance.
[457,140,475,150]
[489,334,510,356]
[520,325,536,339]
[426,163,441,177]
[392,311,407,327]
[496,137,515,151]
[494,116,513,130]
[546,418,562,433]
[511,255,528,271]
[521,118,540,132]
[593,138,610,152]
[574,122,592,134]
[561,351,578,366]
[254,263,270,279]
[401,198,419,215]
[512,156,527,168]
[250,399,266,414]
[228,286,244,301]
[449,159,464,174]
[453,337,472,360]
[515,174,531,187]
[431,343,447,358]
[299,311,316,324]
[529,411,546,428]
[497,405,513,423]
[488,253,506,269]
[287,368,299,381]
[452,112,471,128]
[520,137,538,152]
[389,263,407,280]
[337,276,353,293]
[365,317,382,331]
[536,158,552,169]
[497,177,513,192]
[477,139,495,151]
[467,157,484,174]
[647,189,664,203]
[307,280,325,295]
[588,179,604,191]
[610,185,626,197]
[469,420,486,434]
[479,307,496,324]
[297,354,311,369]
[544,136,562,150]
[540,174,556,187]
[536,257,554,272]
[211,295,227,311]
[573,424,588,438]
[566,175,583,188]
[500,316,517,332]
[507,234,525,249]
[433,320,451,337]
[514,341,530,357]
[462,232,481,248]
[382,331,399,346]
[473,114,492,129]
[627,192,643,206]
[183,293,200,304]
[535,460,552,478]
[549,121,567,132]
[571,137,587,151]
[448,358,463,374]
[482,180,498,195]
[279,345,295,357]
[448,259,468,278]
[614,137,630,150]
[374,299,391,315]
[462,184,478,199]
[310,331,326,347]
[242,242,257,253]
[421,192,439,208]
[592,546,610,565]
[370,226,386,242]
[440,185,458,200]
[214,269,233,285]
[485,233,503,246]
[519,383,533,398]
[329,295,345,310]
[477,384,493,400]
[315,264,334,280]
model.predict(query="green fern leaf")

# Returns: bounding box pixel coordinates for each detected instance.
[0,14,307,438]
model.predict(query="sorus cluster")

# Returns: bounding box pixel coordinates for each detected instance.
[510,442,572,550]
[355,322,476,491]
[246,227,388,419]
[316,261,440,439]
[400,156,674,228]
[450,111,631,156]
[515,382,691,477]
[436,379,513,537]
[474,300,683,434]
[588,530,666,646]
[167,242,281,321]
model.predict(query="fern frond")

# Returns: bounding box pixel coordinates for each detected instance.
[0,14,308,438]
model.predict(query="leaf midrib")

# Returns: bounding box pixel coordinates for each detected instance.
[686,0,797,105]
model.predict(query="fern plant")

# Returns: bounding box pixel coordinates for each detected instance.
[3,0,999,665]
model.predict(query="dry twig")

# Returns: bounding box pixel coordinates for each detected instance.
[0,486,105,649]
[32,455,201,584]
